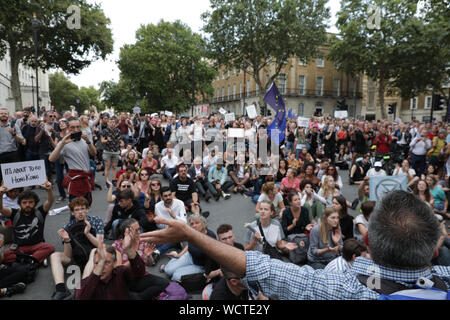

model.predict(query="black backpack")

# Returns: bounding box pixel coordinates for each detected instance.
[67,221,96,269]
[287,233,309,265]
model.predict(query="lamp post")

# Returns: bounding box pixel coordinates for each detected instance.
[31,13,40,118]
[191,63,195,117]
[242,61,250,115]
[31,75,35,109]
[76,98,80,115]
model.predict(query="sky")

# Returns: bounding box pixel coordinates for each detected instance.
[69,0,341,89]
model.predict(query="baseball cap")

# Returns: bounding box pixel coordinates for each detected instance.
[374,161,382,167]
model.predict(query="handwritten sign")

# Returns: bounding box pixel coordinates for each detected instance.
[225,113,235,122]
[246,105,258,119]
[335,111,348,119]
[297,117,310,128]
[227,128,245,138]
[219,108,227,115]
[132,107,141,114]
[164,111,173,117]
[1,160,47,189]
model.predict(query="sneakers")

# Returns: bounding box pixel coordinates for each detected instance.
[204,194,211,202]
[223,192,231,200]
[349,178,355,185]
[56,197,66,204]
[201,211,210,219]
[151,250,161,266]
[214,193,221,201]
[51,290,72,300]
[6,282,26,297]
[351,199,359,210]
[42,258,49,268]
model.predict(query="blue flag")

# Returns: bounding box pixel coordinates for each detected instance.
[288,109,296,119]
[265,83,286,145]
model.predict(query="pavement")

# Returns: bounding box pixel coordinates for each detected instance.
[4,169,447,300]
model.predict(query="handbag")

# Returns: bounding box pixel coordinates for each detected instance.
[257,221,284,261]
[179,273,207,293]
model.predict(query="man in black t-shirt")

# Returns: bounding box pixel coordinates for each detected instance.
[0,181,55,265]
[170,164,200,214]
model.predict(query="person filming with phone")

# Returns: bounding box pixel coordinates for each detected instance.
[49,117,97,206]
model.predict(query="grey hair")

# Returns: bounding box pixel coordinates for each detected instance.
[368,191,441,269]
[188,214,207,229]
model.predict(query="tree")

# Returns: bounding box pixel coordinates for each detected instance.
[328,0,449,119]
[201,0,330,107]
[0,0,113,110]
[99,80,138,113]
[49,72,79,112]
[117,20,217,113]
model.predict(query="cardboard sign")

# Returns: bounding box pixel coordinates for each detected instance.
[225,113,235,122]
[219,108,227,115]
[335,111,348,119]
[132,107,141,114]
[246,105,258,119]
[297,117,310,128]
[227,128,245,138]
[1,160,47,189]
[202,105,210,117]
[164,111,173,117]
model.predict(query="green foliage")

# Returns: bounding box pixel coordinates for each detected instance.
[202,0,330,103]
[117,20,217,113]
[328,0,449,118]
[99,80,138,113]
[0,0,113,109]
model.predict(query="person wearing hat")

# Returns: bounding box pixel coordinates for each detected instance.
[366,161,387,178]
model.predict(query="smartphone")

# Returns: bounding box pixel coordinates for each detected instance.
[71,131,82,141]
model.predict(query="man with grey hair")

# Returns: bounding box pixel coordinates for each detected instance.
[141,190,450,300]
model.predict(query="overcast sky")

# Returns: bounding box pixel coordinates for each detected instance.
[69,0,340,89]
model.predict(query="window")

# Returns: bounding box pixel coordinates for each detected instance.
[233,83,237,99]
[240,83,242,97]
[333,79,341,97]
[222,71,225,80]
[317,57,324,67]
[298,103,304,116]
[410,97,418,110]
[216,88,220,99]
[279,73,287,94]
[247,80,251,96]
[227,70,230,78]
[424,96,432,109]
[233,67,236,75]
[227,85,231,99]
[298,75,306,95]
[315,103,323,117]
[316,76,324,96]
[222,87,225,99]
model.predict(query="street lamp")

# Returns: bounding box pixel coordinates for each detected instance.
[31,13,40,117]
[76,98,80,115]
[243,61,250,115]
[191,63,195,117]
[31,75,35,109]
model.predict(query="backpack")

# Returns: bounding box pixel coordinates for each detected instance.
[156,281,189,300]
[67,221,96,269]
[287,233,309,265]
[13,252,40,284]
[357,274,450,300]
[180,272,208,293]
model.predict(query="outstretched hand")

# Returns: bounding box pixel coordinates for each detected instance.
[140,217,190,245]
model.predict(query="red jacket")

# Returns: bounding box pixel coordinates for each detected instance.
[374,134,392,154]
[62,169,94,199]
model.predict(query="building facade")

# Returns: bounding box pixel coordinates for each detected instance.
[0,49,51,114]
[196,45,363,119]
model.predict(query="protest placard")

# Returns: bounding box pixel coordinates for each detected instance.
[227,128,245,138]
[334,111,348,119]
[297,117,310,128]
[246,105,258,119]
[164,111,173,117]
[225,113,235,122]
[369,175,408,201]
[219,108,227,115]
[1,160,47,189]
[132,107,141,114]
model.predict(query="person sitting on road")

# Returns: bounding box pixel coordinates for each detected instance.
[254,182,285,217]
[281,192,314,237]
[393,159,417,188]
[332,195,354,241]
[49,197,104,300]
[349,154,371,185]
[299,180,327,223]
[112,219,169,300]
[366,161,387,178]
[324,239,368,273]
[0,234,28,298]
[188,157,213,203]
[320,165,343,190]
[210,265,250,301]
[0,182,55,267]
[317,175,341,209]
[353,201,375,243]
[170,164,202,215]
[244,201,298,256]
[161,214,218,282]
[207,163,233,201]
[307,208,343,270]
[160,148,179,180]
[75,234,145,300]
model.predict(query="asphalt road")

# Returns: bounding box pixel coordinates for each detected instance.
[10,167,450,300]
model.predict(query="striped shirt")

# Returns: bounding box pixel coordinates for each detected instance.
[324,256,352,273]
[242,251,450,300]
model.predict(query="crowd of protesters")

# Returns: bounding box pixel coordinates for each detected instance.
[0,104,449,300]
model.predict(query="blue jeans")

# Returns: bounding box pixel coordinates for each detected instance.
[156,243,176,256]
[163,168,177,180]
[286,141,295,153]
[411,153,426,177]
[164,251,205,282]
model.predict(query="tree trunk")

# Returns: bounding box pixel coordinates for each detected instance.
[378,71,386,120]
[10,51,23,111]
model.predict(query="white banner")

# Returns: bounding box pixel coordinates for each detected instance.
[1,160,47,189]
[297,117,310,128]
[227,128,245,138]
[246,105,258,119]
[164,111,173,117]
[225,113,236,122]
[335,111,348,119]
[219,108,227,115]
[369,175,408,201]
[132,107,141,114]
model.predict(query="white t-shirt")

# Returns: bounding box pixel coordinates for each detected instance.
[393,167,416,177]
[366,168,387,177]
[245,220,284,252]
[353,214,369,242]
[258,193,284,209]
[161,155,179,169]
[154,199,187,229]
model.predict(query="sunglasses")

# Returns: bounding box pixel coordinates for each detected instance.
[121,185,132,188]
[151,183,161,186]
[140,173,149,176]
